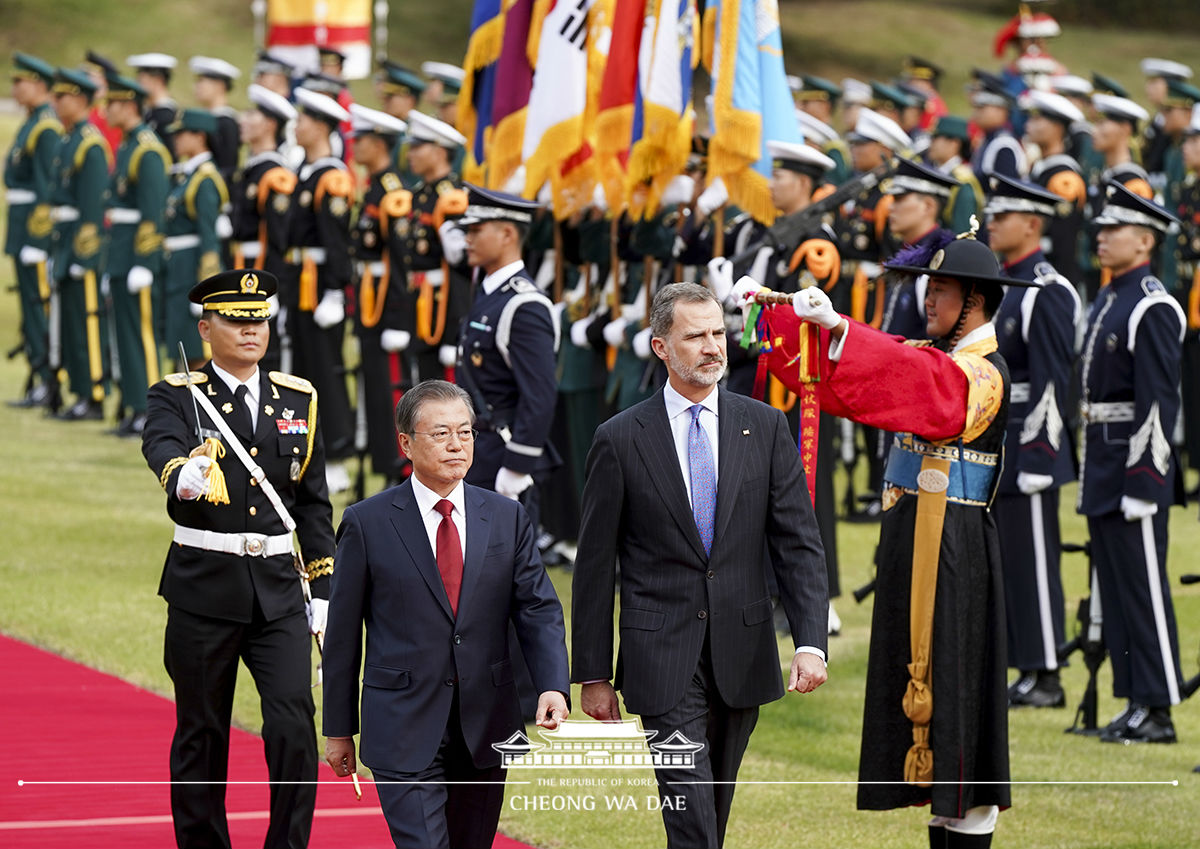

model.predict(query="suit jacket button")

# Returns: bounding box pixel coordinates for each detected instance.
[250,478,257,487]
[706,570,715,579]
[444,678,454,686]
[453,634,462,645]
[249,506,257,516]
[250,447,258,457]
[697,610,707,620]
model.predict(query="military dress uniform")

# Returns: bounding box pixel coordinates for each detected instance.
[4,54,61,404]
[1029,153,1086,290]
[49,69,112,418]
[969,71,1026,183]
[1078,185,1186,742]
[142,270,333,849]
[163,128,227,360]
[1176,128,1200,474]
[986,176,1082,705]
[128,53,180,158]
[107,78,171,433]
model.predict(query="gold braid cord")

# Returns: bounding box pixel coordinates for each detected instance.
[306,557,334,579]
[159,457,188,491]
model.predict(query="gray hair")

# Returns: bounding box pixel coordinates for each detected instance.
[395,379,475,434]
[649,282,720,339]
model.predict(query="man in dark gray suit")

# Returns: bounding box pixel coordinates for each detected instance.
[572,283,829,848]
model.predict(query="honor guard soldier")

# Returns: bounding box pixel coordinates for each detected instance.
[5,53,61,408]
[1023,89,1087,288]
[421,61,466,128]
[1177,112,1200,477]
[398,110,470,382]
[104,72,171,436]
[347,103,413,483]
[141,269,333,849]
[926,116,985,234]
[1139,58,1192,181]
[377,60,427,188]
[127,52,178,156]
[1049,75,1100,183]
[899,56,949,131]
[1085,94,1153,298]
[455,186,560,518]
[797,107,851,186]
[969,69,1027,182]
[1079,184,1186,744]
[230,85,297,278]
[985,174,1082,708]
[49,67,112,420]
[189,57,242,183]
[283,87,356,491]
[794,75,841,129]
[837,108,911,323]
[163,108,228,365]
[1154,78,1200,295]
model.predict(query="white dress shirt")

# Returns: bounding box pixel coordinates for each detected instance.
[662,381,720,507]
[211,362,260,432]
[480,259,527,296]
[410,474,467,562]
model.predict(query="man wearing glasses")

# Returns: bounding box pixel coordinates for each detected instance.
[322,379,570,849]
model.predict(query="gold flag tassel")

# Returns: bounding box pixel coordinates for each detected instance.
[83,269,105,401]
[1188,264,1200,331]
[189,437,230,506]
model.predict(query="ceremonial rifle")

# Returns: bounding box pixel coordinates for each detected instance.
[1056,541,1106,735]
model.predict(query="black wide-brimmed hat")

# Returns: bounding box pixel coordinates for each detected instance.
[189,270,277,320]
[886,225,1038,291]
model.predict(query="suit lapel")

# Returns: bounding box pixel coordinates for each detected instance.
[389,482,454,621]
[634,391,708,562]
[714,388,749,545]
[455,485,491,620]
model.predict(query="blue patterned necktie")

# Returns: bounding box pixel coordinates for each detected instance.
[688,404,716,556]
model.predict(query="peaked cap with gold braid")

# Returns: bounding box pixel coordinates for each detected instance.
[188,269,277,321]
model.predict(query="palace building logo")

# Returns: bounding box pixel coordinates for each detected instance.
[492,718,704,770]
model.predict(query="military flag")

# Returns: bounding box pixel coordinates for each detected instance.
[458,0,505,184]
[594,0,648,209]
[487,0,537,189]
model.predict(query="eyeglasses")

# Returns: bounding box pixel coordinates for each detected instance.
[410,428,477,444]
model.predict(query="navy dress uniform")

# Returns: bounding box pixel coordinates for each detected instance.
[968,71,1027,182]
[986,176,1082,707]
[163,109,228,361]
[229,86,297,279]
[454,186,561,508]
[49,68,112,419]
[142,270,334,849]
[1176,113,1200,477]
[4,53,61,406]
[347,104,414,482]
[1023,90,1088,289]
[1078,185,1186,743]
[282,88,356,462]
[127,53,179,157]
[188,56,242,184]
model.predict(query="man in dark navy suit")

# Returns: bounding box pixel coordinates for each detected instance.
[322,379,570,849]
[572,283,829,848]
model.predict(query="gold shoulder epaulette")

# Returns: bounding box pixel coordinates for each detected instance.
[269,371,314,393]
[164,371,209,386]
[381,172,402,192]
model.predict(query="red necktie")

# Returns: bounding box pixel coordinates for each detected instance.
[434,499,462,614]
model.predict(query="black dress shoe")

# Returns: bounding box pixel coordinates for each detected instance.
[115,412,147,437]
[7,383,51,408]
[1100,705,1176,743]
[1009,671,1065,708]
[55,399,103,421]
[1008,672,1034,702]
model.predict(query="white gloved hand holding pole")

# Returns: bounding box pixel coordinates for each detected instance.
[790,287,843,330]
[175,456,213,501]
[19,246,47,266]
[438,220,466,266]
[706,257,734,303]
[1121,495,1157,522]
[127,266,154,293]
[495,467,534,500]
[306,597,329,635]
[313,289,346,329]
[696,177,728,217]
[380,329,411,352]
[1017,472,1054,496]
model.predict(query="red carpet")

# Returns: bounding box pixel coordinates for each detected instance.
[0,634,532,849]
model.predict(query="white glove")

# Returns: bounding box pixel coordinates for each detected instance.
[696,177,728,217]
[438,220,466,265]
[632,326,654,360]
[267,294,280,319]
[380,329,411,352]
[313,289,346,329]
[189,301,204,317]
[127,265,154,293]
[501,166,527,196]
[707,257,734,302]
[495,466,534,500]
[305,597,328,635]
[660,174,696,208]
[215,214,233,239]
[439,344,457,367]
[1017,472,1054,495]
[69,263,86,279]
[730,275,763,308]
[19,245,47,266]
[602,317,628,348]
[570,314,595,349]
[790,287,843,330]
[1121,495,1158,522]
[175,455,213,501]
[424,267,445,287]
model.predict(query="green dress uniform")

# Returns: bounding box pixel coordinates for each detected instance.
[4,92,61,398]
[1175,165,1200,473]
[49,118,111,410]
[107,122,171,423]
[164,152,227,359]
[943,159,985,233]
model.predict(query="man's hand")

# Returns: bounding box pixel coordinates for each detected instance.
[175,455,213,500]
[380,328,411,352]
[306,597,328,635]
[787,652,828,694]
[790,287,843,331]
[1017,472,1054,496]
[581,681,622,722]
[313,289,346,329]
[1121,495,1157,522]
[18,245,47,266]
[495,467,534,500]
[127,265,154,293]
[535,691,570,730]
[325,736,357,776]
